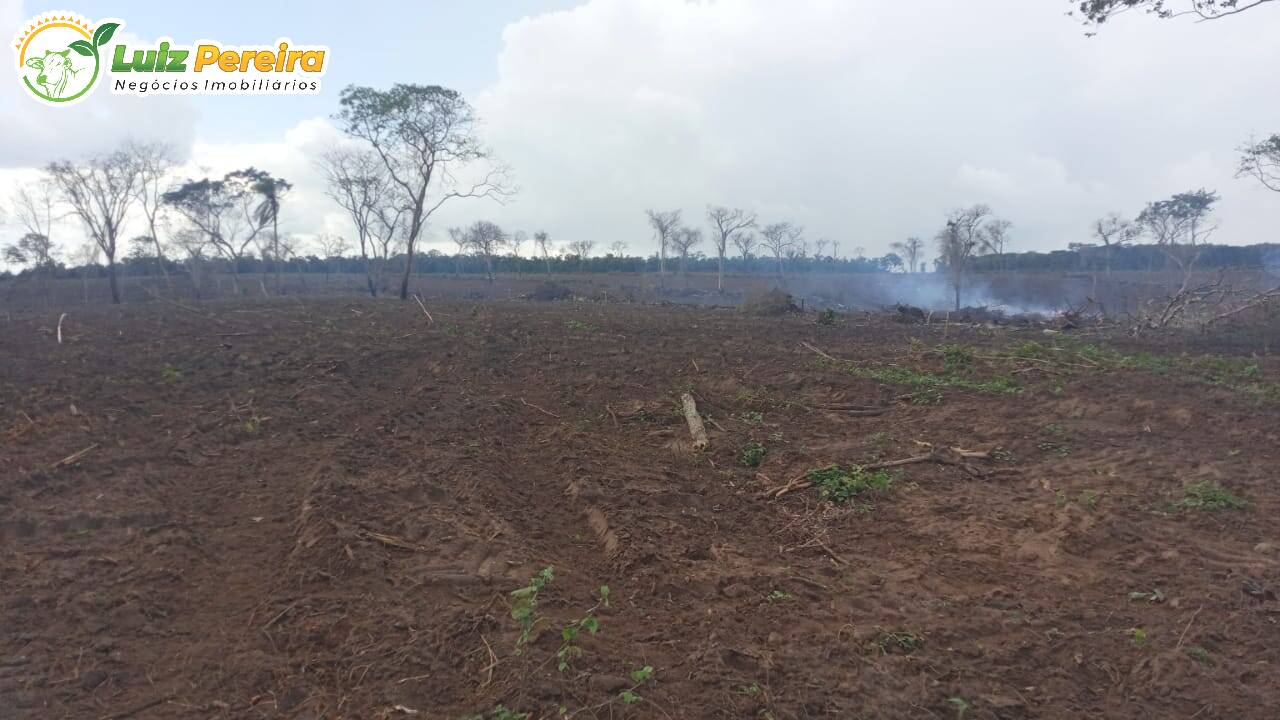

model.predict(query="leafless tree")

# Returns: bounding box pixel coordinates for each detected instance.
[706,206,756,291]
[890,237,925,273]
[315,232,350,259]
[369,189,408,292]
[508,230,527,277]
[448,227,469,277]
[760,222,800,277]
[645,209,681,285]
[732,229,758,268]
[566,239,595,265]
[936,205,992,310]
[48,149,144,304]
[1091,212,1138,274]
[320,147,389,296]
[335,84,512,299]
[669,226,702,276]
[129,141,177,290]
[10,180,59,254]
[980,218,1013,271]
[608,240,628,257]
[466,220,506,283]
[534,231,553,274]
[813,237,829,259]
[1237,134,1280,193]
[69,240,99,306]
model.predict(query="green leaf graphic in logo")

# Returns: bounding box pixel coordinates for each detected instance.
[92,22,119,47]
[69,40,94,57]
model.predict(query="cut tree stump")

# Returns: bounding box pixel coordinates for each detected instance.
[681,393,709,451]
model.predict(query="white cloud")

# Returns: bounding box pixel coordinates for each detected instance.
[5,0,1280,266]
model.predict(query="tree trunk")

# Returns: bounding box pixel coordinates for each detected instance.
[273,216,282,295]
[363,250,376,297]
[953,277,961,311]
[717,253,725,293]
[399,247,414,300]
[150,233,172,291]
[107,255,121,304]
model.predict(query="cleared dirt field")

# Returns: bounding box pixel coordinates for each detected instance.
[2,297,1279,719]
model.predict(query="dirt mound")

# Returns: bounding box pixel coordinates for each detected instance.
[742,287,799,316]
[526,281,573,301]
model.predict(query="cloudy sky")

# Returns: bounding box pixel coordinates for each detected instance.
[2,0,1278,266]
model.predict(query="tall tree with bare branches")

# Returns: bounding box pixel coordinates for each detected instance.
[320,146,388,296]
[706,206,756,292]
[732,229,758,269]
[48,149,144,304]
[534,231,553,274]
[466,220,506,283]
[1238,135,1280,193]
[1092,212,1139,274]
[890,237,925,273]
[129,141,177,291]
[669,226,702,276]
[760,222,800,277]
[936,205,992,310]
[335,84,512,299]
[645,209,681,285]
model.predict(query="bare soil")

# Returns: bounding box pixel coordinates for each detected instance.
[2,297,1278,719]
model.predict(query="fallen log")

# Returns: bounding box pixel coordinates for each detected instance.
[681,392,709,450]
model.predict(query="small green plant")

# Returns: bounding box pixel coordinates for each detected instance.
[767,589,792,604]
[806,464,894,504]
[939,344,974,371]
[556,616,600,672]
[1037,441,1070,457]
[739,441,767,467]
[490,707,530,720]
[840,361,1019,396]
[737,682,763,696]
[510,566,554,651]
[554,584,612,672]
[910,388,944,405]
[1127,588,1165,603]
[618,665,655,705]
[869,629,923,654]
[1127,627,1148,648]
[564,319,597,332]
[160,363,183,382]
[1186,646,1212,665]
[1180,481,1247,511]
[947,697,972,719]
[1044,423,1068,436]
[462,706,530,720]
[1079,489,1100,507]
[816,308,838,326]
[740,410,764,425]
[991,449,1015,463]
